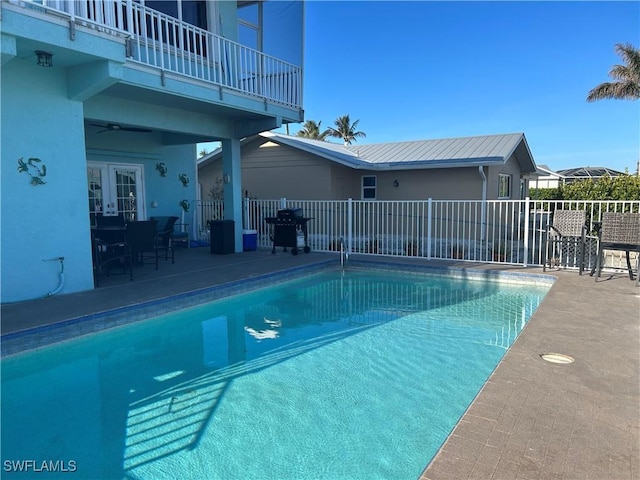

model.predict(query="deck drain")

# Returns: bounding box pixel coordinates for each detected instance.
[540,353,574,364]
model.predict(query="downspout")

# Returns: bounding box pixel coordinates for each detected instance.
[478,166,487,244]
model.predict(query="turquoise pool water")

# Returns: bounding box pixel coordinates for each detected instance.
[1,269,549,479]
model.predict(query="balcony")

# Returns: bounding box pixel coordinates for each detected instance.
[6,0,302,109]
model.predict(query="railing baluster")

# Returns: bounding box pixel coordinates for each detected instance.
[194,198,639,269]
[17,0,302,108]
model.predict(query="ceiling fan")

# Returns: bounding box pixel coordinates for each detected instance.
[91,123,152,134]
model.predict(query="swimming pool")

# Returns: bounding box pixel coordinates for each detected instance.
[1,267,550,479]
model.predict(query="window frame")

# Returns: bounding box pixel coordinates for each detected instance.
[361,175,377,200]
[498,173,512,199]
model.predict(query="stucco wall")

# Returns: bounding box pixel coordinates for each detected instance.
[85,131,197,222]
[1,58,94,303]
[487,154,525,199]
[1,61,198,303]
[333,167,484,201]
[199,139,333,200]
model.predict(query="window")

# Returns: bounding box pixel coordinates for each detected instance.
[498,174,511,199]
[362,176,376,199]
[145,1,208,29]
[143,1,209,56]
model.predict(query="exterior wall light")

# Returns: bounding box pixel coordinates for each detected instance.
[393,179,399,188]
[35,50,53,67]
[223,173,231,184]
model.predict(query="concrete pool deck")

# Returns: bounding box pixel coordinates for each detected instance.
[1,247,639,479]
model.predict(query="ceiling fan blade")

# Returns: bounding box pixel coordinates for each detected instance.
[121,127,152,133]
[96,129,109,134]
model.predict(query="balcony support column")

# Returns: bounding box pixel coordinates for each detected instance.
[1,33,16,66]
[222,138,243,252]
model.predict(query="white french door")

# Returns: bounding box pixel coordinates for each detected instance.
[88,162,146,225]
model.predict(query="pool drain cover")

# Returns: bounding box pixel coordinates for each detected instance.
[540,353,574,364]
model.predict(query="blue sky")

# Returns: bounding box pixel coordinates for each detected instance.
[282,0,640,174]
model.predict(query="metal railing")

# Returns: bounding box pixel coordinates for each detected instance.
[196,198,640,271]
[11,0,302,108]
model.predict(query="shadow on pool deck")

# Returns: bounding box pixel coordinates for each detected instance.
[1,247,639,479]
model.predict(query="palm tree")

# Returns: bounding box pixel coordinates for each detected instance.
[587,43,640,102]
[198,149,209,158]
[295,120,330,141]
[327,114,366,145]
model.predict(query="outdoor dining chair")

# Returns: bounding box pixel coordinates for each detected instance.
[150,216,179,263]
[126,220,160,270]
[92,229,132,287]
[95,213,125,228]
[593,211,640,286]
[542,209,587,274]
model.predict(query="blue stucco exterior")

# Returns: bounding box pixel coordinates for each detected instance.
[1,0,304,303]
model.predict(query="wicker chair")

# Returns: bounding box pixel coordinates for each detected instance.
[542,209,587,274]
[594,212,640,286]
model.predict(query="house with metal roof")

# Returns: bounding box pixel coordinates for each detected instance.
[198,131,537,202]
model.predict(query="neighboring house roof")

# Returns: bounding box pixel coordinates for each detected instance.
[198,132,537,173]
[530,164,564,179]
[556,166,626,179]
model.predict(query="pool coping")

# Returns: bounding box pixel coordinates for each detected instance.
[1,258,555,358]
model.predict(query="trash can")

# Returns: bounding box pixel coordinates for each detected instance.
[210,220,234,254]
[242,229,258,251]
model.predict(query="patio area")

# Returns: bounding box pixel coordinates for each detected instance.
[1,245,638,479]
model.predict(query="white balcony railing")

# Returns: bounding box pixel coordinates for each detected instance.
[196,198,640,272]
[12,0,302,108]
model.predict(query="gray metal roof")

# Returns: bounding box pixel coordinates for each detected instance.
[342,133,526,165]
[200,132,537,172]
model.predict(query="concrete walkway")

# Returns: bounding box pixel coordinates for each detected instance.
[420,262,640,480]
[1,248,638,479]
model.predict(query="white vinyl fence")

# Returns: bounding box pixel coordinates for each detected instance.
[196,198,640,271]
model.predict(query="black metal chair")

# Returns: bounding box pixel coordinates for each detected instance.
[92,229,132,287]
[594,212,640,286]
[542,209,587,274]
[126,220,159,269]
[150,216,179,263]
[95,214,125,228]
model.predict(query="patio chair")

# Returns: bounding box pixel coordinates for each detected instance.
[150,216,179,263]
[542,209,587,274]
[173,222,190,248]
[92,229,132,287]
[593,212,640,286]
[95,213,125,228]
[126,220,159,269]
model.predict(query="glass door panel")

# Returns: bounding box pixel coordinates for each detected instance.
[111,166,143,222]
[87,163,145,224]
[87,164,106,226]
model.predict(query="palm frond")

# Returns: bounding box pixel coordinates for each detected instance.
[587,43,640,102]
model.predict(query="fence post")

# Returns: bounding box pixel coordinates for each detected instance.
[280,197,287,209]
[347,198,353,254]
[243,197,249,229]
[523,197,530,267]
[427,198,432,259]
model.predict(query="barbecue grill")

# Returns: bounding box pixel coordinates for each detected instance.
[264,208,312,255]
